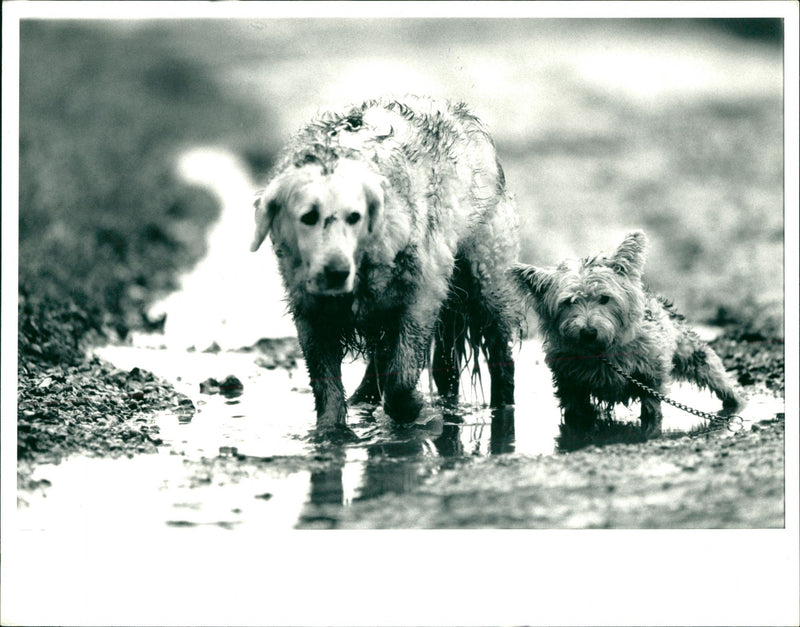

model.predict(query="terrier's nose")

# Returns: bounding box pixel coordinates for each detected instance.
[323,259,350,288]
[579,327,598,343]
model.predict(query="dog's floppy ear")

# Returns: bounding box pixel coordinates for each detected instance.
[362,176,383,234]
[611,230,647,276]
[510,263,553,299]
[250,178,286,252]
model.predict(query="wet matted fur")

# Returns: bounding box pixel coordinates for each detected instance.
[251,96,521,430]
[511,231,744,436]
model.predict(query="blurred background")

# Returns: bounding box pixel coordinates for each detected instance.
[18,17,784,362]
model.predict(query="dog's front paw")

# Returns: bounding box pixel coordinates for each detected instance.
[563,407,596,431]
[310,423,360,444]
[384,388,424,424]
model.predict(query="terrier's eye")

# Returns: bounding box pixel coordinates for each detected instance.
[300,209,319,226]
[598,295,610,305]
[346,212,361,225]
[559,298,572,308]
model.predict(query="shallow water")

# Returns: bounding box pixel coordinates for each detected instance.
[14,337,779,534]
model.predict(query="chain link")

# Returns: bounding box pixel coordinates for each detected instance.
[599,357,744,433]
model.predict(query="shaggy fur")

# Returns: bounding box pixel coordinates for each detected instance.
[511,231,744,435]
[251,96,520,429]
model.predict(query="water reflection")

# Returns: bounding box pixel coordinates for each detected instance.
[93,342,784,530]
[298,405,518,527]
[489,406,516,454]
[556,417,648,452]
[357,440,431,501]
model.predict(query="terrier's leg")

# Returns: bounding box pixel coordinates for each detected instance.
[700,346,745,411]
[640,395,663,436]
[556,377,596,431]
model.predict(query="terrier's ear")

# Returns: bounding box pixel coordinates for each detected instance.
[510,263,553,299]
[250,177,288,252]
[611,230,647,276]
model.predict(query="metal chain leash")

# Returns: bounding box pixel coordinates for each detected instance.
[599,357,745,433]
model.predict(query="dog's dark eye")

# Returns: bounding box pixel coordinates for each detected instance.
[559,298,571,308]
[300,209,319,226]
[598,295,610,305]
[346,212,361,225]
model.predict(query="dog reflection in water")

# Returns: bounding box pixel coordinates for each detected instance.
[298,407,516,525]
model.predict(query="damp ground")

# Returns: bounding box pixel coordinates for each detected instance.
[14,336,784,533]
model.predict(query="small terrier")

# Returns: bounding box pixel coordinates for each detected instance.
[511,231,744,435]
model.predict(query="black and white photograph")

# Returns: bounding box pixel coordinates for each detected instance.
[2,2,798,625]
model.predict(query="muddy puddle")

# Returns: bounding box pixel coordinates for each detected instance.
[16,146,784,533]
[16,337,780,532]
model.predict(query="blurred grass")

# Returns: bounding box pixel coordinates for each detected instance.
[508,92,784,332]
[18,22,274,364]
[17,18,785,371]
[216,18,784,334]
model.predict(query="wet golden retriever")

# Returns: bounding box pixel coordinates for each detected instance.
[251,96,520,432]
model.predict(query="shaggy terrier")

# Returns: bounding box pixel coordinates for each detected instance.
[511,231,744,435]
[251,96,520,432]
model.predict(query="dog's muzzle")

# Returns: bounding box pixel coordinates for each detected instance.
[579,327,598,343]
[308,255,353,295]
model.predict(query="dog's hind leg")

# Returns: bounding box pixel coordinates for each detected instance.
[432,307,463,402]
[432,257,472,402]
[477,299,516,408]
[461,260,517,407]
[462,194,520,408]
[487,334,515,407]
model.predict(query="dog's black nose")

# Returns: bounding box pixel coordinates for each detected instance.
[324,260,350,288]
[580,327,598,342]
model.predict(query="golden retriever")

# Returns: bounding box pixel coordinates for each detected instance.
[251,96,521,432]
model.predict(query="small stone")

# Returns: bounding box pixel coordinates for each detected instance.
[202,342,221,354]
[175,397,196,423]
[199,378,219,394]
[219,375,244,398]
